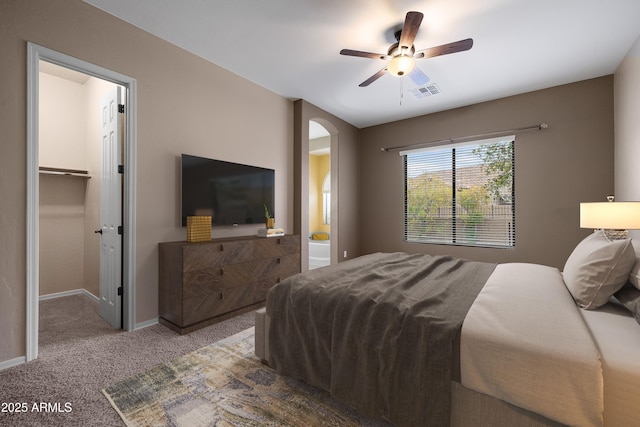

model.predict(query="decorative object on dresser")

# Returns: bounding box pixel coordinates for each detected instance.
[185,215,211,243]
[258,227,285,237]
[264,203,275,229]
[159,235,300,334]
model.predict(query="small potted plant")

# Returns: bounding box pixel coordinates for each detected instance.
[264,204,275,229]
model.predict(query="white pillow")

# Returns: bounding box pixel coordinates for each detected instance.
[563,230,636,309]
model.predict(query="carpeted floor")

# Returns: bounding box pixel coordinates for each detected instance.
[0,294,254,427]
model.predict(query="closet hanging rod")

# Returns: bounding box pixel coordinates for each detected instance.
[380,122,549,153]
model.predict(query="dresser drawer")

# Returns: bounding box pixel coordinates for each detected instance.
[182,258,278,296]
[253,235,300,259]
[182,255,299,296]
[182,281,273,325]
[255,253,300,282]
[182,239,254,272]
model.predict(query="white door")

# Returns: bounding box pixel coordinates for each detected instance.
[98,88,123,328]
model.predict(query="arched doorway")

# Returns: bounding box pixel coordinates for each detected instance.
[309,121,331,269]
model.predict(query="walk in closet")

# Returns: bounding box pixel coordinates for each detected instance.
[38,62,117,301]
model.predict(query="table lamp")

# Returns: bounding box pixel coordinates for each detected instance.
[580,196,640,240]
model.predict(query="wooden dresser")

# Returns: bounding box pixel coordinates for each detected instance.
[159,234,300,334]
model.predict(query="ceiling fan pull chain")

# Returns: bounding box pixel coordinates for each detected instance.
[400,78,404,106]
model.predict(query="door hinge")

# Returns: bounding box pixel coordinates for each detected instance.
[117,287,123,296]
[118,165,124,174]
[118,104,125,114]
[118,225,124,235]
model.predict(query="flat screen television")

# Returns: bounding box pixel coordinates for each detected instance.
[181,154,275,226]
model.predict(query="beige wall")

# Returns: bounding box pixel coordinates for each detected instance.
[615,35,640,241]
[359,77,615,269]
[38,71,88,296]
[39,175,87,295]
[39,72,87,168]
[0,0,293,362]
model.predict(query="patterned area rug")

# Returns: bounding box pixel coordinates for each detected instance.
[103,327,388,426]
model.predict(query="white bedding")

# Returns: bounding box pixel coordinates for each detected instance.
[460,263,603,427]
[579,299,640,427]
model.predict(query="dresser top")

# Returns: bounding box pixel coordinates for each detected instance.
[160,234,298,247]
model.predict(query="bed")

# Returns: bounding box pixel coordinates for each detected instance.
[254,231,640,426]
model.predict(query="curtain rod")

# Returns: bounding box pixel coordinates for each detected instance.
[380,123,549,153]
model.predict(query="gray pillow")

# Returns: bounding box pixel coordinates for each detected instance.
[563,230,636,309]
[615,283,640,325]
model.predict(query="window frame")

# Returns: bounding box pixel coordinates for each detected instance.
[402,136,516,249]
[322,171,331,225]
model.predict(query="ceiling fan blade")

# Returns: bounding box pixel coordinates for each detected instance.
[409,67,430,86]
[399,11,423,49]
[340,49,388,60]
[414,38,473,60]
[359,67,387,87]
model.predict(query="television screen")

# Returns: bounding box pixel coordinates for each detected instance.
[181,154,274,226]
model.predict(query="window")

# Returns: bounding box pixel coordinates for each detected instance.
[402,136,515,248]
[322,172,330,225]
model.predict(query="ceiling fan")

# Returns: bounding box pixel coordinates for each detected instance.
[340,11,473,87]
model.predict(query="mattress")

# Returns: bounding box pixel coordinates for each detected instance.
[460,263,603,426]
[579,298,640,427]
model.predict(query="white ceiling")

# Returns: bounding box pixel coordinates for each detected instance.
[83,0,640,129]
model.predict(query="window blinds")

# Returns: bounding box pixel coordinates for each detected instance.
[403,136,515,248]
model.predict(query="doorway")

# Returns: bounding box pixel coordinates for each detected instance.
[309,121,331,269]
[39,61,122,328]
[26,43,138,361]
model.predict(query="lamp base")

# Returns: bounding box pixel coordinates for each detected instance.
[604,229,628,241]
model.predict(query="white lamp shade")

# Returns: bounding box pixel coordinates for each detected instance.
[580,202,640,229]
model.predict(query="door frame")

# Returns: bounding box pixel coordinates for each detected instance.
[26,42,137,361]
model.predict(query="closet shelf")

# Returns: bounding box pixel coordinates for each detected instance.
[39,166,91,179]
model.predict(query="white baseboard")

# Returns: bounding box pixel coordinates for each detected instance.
[135,318,159,330]
[39,289,99,303]
[0,356,27,371]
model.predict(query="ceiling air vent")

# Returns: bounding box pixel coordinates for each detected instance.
[409,83,441,100]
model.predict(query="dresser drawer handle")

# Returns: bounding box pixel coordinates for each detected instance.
[220,292,224,300]
[276,257,281,264]
[219,244,224,251]
[220,268,224,276]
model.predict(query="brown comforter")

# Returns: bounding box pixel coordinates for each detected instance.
[267,252,496,427]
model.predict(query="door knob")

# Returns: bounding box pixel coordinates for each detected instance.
[94,229,103,234]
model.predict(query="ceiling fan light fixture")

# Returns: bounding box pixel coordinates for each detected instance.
[387,55,415,77]
[340,11,472,87]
